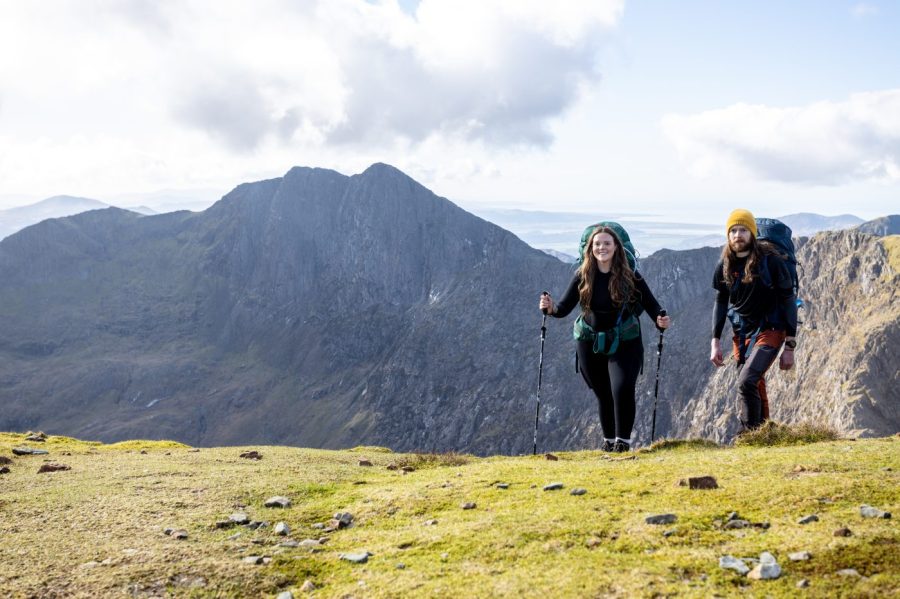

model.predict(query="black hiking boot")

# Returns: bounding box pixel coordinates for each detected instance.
[600,440,615,452]
[613,440,630,453]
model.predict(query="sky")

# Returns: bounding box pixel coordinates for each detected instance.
[0,0,898,222]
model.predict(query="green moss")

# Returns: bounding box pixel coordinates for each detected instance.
[640,438,722,453]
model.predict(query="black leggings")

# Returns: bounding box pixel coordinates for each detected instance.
[576,337,643,440]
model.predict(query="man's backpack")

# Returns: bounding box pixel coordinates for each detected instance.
[756,218,800,298]
[576,221,639,271]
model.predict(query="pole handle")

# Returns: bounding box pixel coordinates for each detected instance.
[541,291,550,315]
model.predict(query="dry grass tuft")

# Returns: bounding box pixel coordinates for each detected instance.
[735,420,842,447]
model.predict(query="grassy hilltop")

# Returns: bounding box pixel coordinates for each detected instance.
[0,429,897,598]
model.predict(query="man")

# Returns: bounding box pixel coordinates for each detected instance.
[710,209,798,431]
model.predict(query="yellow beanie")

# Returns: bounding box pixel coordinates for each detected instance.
[726,209,757,237]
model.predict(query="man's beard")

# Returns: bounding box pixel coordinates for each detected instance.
[729,239,749,253]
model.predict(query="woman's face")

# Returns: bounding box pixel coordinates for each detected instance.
[592,232,617,265]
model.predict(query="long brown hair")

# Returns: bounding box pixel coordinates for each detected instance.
[721,235,774,285]
[577,226,637,314]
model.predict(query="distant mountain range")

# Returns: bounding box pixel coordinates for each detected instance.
[0,166,896,452]
[475,209,866,259]
[0,196,156,239]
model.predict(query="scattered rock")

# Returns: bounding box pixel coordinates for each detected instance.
[797,579,810,588]
[397,541,414,549]
[300,580,316,592]
[543,482,564,491]
[215,520,234,529]
[747,552,781,580]
[461,502,476,510]
[798,514,819,525]
[274,522,290,536]
[239,451,262,460]
[401,466,415,472]
[727,511,739,521]
[570,488,587,496]
[833,527,853,537]
[663,529,677,537]
[277,591,295,599]
[719,555,750,575]
[311,523,325,530]
[242,556,265,565]
[140,449,148,455]
[495,483,509,489]
[81,561,101,569]
[229,513,250,525]
[279,540,299,548]
[25,432,47,442]
[358,459,373,467]
[265,496,292,508]
[171,529,189,540]
[328,512,353,530]
[645,514,677,525]
[188,448,200,453]
[724,519,751,530]
[860,505,891,519]
[679,476,719,490]
[228,533,242,541]
[0,466,9,474]
[585,537,601,548]
[837,568,861,577]
[396,563,406,570]
[12,447,49,456]
[37,463,70,473]
[424,519,438,526]
[440,552,449,561]
[0,456,12,465]
[544,453,558,461]
[299,539,322,548]
[340,551,371,564]
[789,551,812,561]
[386,463,398,470]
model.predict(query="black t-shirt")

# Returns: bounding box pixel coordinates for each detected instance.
[712,252,797,336]
[553,270,662,331]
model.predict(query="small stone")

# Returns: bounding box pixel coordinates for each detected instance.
[81,561,101,569]
[837,568,861,577]
[25,432,47,442]
[570,488,587,496]
[215,520,234,529]
[340,551,371,564]
[645,514,677,525]
[860,504,891,519]
[242,556,264,565]
[543,482,564,491]
[663,529,677,537]
[440,552,449,561]
[13,447,49,455]
[300,580,317,592]
[747,552,781,580]
[163,528,174,535]
[265,496,291,508]
[274,522,290,536]
[686,476,719,490]
[311,523,325,530]
[172,529,189,540]
[239,450,262,460]
[277,591,295,599]
[228,533,242,541]
[401,466,415,472]
[789,551,812,561]
[727,511,739,521]
[0,466,10,474]
[719,555,749,575]
[188,448,200,452]
[279,540,299,548]
[724,519,750,530]
[0,456,12,464]
[396,563,406,570]
[229,513,250,525]
[798,514,819,525]
[544,453,558,461]
[37,463,70,473]
[299,539,321,548]
[797,579,810,588]
[461,502,476,510]
[140,449,148,455]
[585,537,601,548]
[424,519,438,526]
[386,463,398,470]
[358,459,373,467]
[834,527,853,537]
[496,483,509,489]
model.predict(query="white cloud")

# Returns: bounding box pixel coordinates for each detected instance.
[0,0,623,201]
[662,89,900,185]
[851,2,879,18]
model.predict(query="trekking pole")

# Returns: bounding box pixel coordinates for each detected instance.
[533,292,550,456]
[650,309,667,443]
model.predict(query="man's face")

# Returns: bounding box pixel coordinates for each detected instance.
[728,225,752,253]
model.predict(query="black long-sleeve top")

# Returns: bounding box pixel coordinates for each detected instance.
[712,253,798,338]
[552,270,663,331]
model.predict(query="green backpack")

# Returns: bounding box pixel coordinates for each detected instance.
[576,221,639,271]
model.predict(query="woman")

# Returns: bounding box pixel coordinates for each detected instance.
[540,226,670,452]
